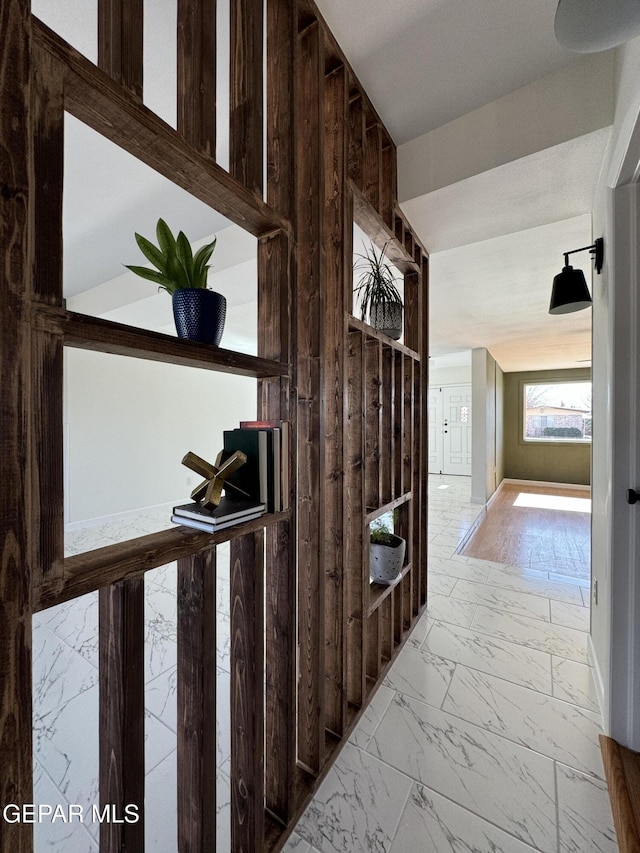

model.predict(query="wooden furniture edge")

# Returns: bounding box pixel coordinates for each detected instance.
[599,734,640,853]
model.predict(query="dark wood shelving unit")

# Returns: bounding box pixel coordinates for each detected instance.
[2,2,428,852]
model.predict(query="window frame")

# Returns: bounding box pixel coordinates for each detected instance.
[520,379,592,446]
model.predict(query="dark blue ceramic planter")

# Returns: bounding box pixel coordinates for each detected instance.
[172,289,226,346]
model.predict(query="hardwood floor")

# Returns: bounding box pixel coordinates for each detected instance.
[460,483,591,581]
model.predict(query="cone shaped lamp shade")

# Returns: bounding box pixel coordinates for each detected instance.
[549,265,592,314]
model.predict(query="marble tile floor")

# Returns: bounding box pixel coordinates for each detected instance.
[33,507,234,853]
[32,476,614,852]
[284,475,615,853]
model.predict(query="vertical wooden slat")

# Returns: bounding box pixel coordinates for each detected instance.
[413,356,421,617]
[0,1,33,849]
[381,345,393,504]
[402,355,413,495]
[99,578,145,853]
[367,609,382,681]
[392,583,403,646]
[364,122,382,212]
[230,0,264,195]
[346,331,366,707]
[30,48,65,590]
[380,141,396,227]
[177,551,217,853]
[266,0,296,221]
[98,0,144,99]
[404,271,420,350]
[324,63,348,737]
[348,93,365,191]
[420,256,430,606]
[365,339,381,510]
[230,531,265,851]
[296,19,325,775]
[177,0,216,156]
[393,350,403,498]
[258,232,297,822]
[381,595,392,662]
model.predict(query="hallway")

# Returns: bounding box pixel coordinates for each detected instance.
[284,475,615,853]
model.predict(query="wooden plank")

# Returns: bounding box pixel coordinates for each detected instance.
[381,594,392,661]
[600,735,640,853]
[394,350,403,498]
[364,339,381,510]
[32,46,64,305]
[177,0,216,156]
[177,551,217,852]
[365,610,381,680]
[345,331,366,708]
[296,20,325,775]
[364,122,382,212]
[30,330,64,587]
[412,361,421,618]
[99,577,145,853]
[380,142,396,227]
[33,305,286,378]
[365,492,412,525]
[0,1,33,848]
[420,256,429,606]
[381,345,393,504]
[257,231,297,821]
[348,315,419,360]
[266,0,296,222]
[230,531,265,852]
[34,20,286,238]
[348,94,365,191]
[351,181,419,275]
[402,356,413,496]
[230,0,264,195]
[98,0,143,99]
[34,511,290,612]
[324,64,348,738]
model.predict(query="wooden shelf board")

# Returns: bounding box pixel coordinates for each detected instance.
[368,562,411,616]
[34,511,290,612]
[366,492,412,524]
[34,305,287,378]
[347,315,420,360]
[33,18,289,240]
[351,180,419,275]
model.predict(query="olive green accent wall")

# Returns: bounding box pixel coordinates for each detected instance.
[503,368,591,485]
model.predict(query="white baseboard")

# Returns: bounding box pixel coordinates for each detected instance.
[587,634,608,731]
[64,500,177,532]
[502,478,590,492]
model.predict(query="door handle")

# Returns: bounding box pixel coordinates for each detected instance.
[627,489,640,505]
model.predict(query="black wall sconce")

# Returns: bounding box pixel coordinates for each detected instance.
[549,237,603,315]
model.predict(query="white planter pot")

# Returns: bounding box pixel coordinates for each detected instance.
[370,534,406,584]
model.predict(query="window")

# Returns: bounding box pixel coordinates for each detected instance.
[523,381,591,443]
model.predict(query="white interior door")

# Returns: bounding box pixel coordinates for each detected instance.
[443,385,472,475]
[428,389,443,473]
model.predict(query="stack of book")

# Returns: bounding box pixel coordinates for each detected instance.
[171,495,266,533]
[222,420,290,513]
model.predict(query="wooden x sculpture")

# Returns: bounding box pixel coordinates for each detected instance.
[181,450,248,509]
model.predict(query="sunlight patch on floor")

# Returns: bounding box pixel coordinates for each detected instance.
[513,493,591,514]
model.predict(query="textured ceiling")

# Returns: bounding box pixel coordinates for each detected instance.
[315,0,580,143]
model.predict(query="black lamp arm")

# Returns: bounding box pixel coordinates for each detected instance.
[562,237,604,274]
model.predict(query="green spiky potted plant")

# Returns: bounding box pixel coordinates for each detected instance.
[125,218,225,346]
[354,241,403,340]
[369,514,405,585]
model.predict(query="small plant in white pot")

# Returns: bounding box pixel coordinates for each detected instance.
[369,516,405,585]
[125,218,225,346]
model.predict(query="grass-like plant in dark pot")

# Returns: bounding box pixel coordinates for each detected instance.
[354,240,403,340]
[369,516,406,585]
[125,218,226,346]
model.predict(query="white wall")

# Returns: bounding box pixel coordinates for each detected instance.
[64,348,257,524]
[429,364,471,386]
[471,347,500,504]
[590,35,640,745]
[399,52,615,200]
